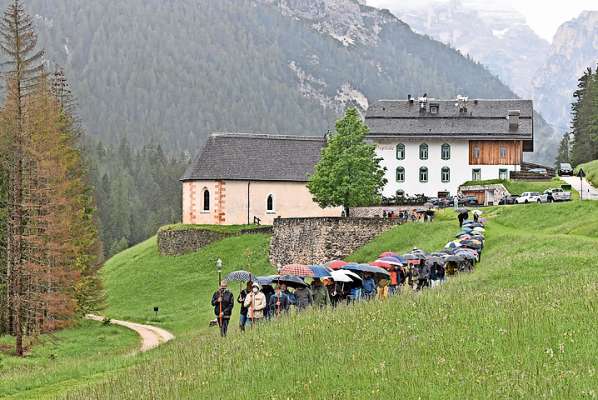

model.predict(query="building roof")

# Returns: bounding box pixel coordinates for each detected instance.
[181,133,325,182]
[365,98,534,151]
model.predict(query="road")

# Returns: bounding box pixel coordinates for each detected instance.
[561,176,598,200]
[87,314,175,353]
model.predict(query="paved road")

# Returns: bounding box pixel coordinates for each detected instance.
[87,314,175,352]
[561,176,598,200]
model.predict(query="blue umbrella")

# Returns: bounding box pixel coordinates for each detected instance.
[342,264,390,278]
[255,275,278,286]
[309,265,332,279]
[378,256,406,265]
[224,270,256,282]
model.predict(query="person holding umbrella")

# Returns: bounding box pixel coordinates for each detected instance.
[311,277,330,308]
[211,281,234,337]
[362,273,376,299]
[244,283,266,326]
[294,283,313,311]
[237,281,252,332]
[268,283,290,317]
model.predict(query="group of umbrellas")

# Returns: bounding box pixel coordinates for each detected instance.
[224,218,486,288]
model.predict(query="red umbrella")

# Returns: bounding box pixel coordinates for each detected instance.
[327,260,348,270]
[280,264,314,277]
[379,251,399,258]
[370,261,394,271]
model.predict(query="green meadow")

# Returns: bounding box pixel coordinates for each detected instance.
[2,201,598,399]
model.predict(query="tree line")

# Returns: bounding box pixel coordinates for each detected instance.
[0,0,102,356]
[556,65,598,166]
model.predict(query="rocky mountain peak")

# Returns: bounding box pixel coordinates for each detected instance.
[257,0,396,46]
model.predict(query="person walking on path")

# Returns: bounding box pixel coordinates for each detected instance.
[244,283,266,326]
[237,282,252,332]
[294,284,313,311]
[211,281,234,337]
[311,278,330,308]
[388,266,399,295]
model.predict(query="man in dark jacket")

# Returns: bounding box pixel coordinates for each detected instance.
[268,283,290,317]
[294,285,313,310]
[211,281,234,337]
[237,281,252,332]
[362,274,376,299]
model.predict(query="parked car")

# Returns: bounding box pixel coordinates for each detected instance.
[499,195,518,205]
[458,195,479,206]
[528,168,548,175]
[544,188,572,202]
[515,192,548,204]
[559,163,573,176]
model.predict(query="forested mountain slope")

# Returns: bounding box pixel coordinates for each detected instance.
[2,0,552,156]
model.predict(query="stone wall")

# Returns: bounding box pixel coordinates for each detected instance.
[269,217,401,265]
[158,226,273,256]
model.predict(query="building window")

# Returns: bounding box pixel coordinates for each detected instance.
[472,169,482,181]
[396,143,405,160]
[473,146,481,160]
[499,168,509,180]
[266,194,274,213]
[202,188,210,211]
[396,167,405,182]
[419,167,428,183]
[419,143,428,160]
[499,146,508,159]
[430,103,439,114]
[441,167,450,183]
[441,143,451,160]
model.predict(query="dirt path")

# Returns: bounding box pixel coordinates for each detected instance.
[86,314,175,352]
[561,176,598,200]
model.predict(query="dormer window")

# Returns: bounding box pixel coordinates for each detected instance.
[430,103,439,114]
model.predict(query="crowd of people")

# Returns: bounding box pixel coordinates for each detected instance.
[211,214,485,337]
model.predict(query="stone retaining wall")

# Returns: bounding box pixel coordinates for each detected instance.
[158,226,273,256]
[350,206,417,218]
[269,217,401,265]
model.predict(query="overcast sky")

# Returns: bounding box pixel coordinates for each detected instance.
[366,0,598,42]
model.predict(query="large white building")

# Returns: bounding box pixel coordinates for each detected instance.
[365,97,534,198]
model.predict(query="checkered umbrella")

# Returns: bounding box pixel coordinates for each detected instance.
[224,270,255,282]
[280,264,314,277]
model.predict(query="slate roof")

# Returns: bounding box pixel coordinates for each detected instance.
[365,99,534,150]
[181,133,325,182]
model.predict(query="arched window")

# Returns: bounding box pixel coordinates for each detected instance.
[396,143,405,160]
[419,143,428,160]
[419,167,428,183]
[441,143,451,160]
[396,167,405,182]
[266,194,274,212]
[202,188,210,211]
[441,167,450,183]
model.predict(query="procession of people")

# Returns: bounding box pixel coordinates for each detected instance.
[211,214,485,337]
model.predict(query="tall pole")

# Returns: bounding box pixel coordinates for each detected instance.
[580,176,583,200]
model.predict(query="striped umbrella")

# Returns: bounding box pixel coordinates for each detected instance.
[379,251,399,258]
[224,270,255,282]
[280,264,314,277]
[377,256,406,265]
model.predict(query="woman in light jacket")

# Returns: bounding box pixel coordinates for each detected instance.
[244,283,266,325]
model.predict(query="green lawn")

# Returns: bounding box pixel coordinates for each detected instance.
[158,223,266,234]
[56,201,598,399]
[0,321,139,400]
[575,159,598,187]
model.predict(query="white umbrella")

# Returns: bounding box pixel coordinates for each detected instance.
[330,270,353,283]
[338,269,363,282]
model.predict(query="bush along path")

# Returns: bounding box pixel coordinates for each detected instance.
[86,315,175,353]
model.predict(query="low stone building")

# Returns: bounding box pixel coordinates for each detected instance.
[180,133,341,225]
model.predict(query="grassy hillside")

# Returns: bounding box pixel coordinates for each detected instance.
[575,160,598,187]
[58,201,598,399]
[101,234,275,335]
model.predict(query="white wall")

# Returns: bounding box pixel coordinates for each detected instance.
[373,139,520,197]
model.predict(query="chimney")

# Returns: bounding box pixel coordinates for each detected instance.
[408,94,414,104]
[508,110,520,130]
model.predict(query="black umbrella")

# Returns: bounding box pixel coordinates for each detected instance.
[276,275,309,288]
[460,240,482,250]
[444,255,465,262]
